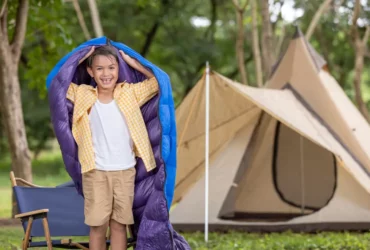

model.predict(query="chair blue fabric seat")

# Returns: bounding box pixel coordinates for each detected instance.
[56,181,75,188]
[14,186,90,237]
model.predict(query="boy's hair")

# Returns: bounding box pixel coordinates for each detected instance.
[87,45,119,67]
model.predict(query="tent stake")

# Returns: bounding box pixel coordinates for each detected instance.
[205,61,210,243]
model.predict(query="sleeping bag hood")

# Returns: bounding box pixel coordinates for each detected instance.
[46,37,190,250]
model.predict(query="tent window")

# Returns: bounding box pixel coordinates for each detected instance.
[273,122,337,211]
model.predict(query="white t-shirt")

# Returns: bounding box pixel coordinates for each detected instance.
[89,99,136,171]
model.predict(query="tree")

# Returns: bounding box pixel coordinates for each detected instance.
[251,0,263,87]
[70,0,91,40]
[0,0,32,216]
[232,0,249,85]
[87,0,103,37]
[350,0,370,122]
[260,0,275,79]
[305,0,333,40]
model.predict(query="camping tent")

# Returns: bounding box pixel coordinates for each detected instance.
[169,28,370,232]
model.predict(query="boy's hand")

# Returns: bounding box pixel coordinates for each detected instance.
[119,50,136,67]
[79,46,95,65]
[119,50,154,78]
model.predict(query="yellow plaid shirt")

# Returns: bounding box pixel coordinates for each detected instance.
[66,77,159,174]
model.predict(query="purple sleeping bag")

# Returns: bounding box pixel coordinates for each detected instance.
[47,37,190,250]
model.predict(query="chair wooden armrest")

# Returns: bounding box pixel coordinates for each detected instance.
[15,209,49,219]
[10,171,46,188]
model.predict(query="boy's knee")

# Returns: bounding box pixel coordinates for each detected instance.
[110,219,126,233]
[90,222,109,235]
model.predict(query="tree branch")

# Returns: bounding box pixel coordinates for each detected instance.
[251,0,263,87]
[10,0,29,63]
[362,25,370,45]
[365,49,370,58]
[351,0,370,122]
[351,0,360,41]
[87,0,103,37]
[0,3,7,39]
[140,21,160,57]
[0,0,7,17]
[72,0,91,40]
[140,0,170,57]
[233,0,249,85]
[305,0,332,40]
[261,0,275,79]
[241,0,248,11]
[232,0,241,11]
[232,0,248,12]
[227,53,253,79]
[204,0,217,41]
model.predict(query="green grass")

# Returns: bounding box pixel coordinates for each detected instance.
[0,173,71,219]
[1,228,370,250]
[0,152,65,177]
[0,151,71,219]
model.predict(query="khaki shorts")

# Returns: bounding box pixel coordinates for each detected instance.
[82,168,136,226]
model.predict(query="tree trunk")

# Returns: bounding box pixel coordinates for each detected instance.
[305,0,333,40]
[353,34,370,122]
[260,0,274,78]
[87,0,103,37]
[350,0,370,122]
[251,0,263,87]
[233,0,249,85]
[72,0,91,40]
[0,0,32,217]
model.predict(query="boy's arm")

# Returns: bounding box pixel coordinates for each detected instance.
[131,77,159,107]
[66,47,94,103]
[119,50,159,106]
[119,50,154,79]
[66,83,78,104]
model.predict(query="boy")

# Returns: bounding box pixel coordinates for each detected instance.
[66,45,158,250]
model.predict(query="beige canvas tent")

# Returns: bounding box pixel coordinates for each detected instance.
[170,28,370,232]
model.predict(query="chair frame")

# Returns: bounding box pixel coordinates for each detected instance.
[10,171,136,250]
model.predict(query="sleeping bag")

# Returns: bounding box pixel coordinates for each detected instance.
[46,37,190,250]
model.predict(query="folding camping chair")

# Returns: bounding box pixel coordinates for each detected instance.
[10,171,136,250]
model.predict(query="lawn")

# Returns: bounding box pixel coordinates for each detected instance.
[1,227,370,250]
[2,154,370,249]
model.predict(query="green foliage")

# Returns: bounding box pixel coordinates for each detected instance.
[22,0,76,97]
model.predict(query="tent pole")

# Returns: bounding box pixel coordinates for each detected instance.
[205,61,210,242]
[300,135,305,214]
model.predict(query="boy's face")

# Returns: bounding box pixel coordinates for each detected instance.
[87,55,119,92]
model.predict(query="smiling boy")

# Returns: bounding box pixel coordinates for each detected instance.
[66,45,158,250]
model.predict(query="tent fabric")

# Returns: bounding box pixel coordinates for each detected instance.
[47,37,189,250]
[174,73,261,203]
[170,29,370,232]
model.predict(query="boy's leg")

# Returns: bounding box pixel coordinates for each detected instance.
[90,222,109,250]
[82,170,113,250]
[110,168,136,250]
[110,219,127,250]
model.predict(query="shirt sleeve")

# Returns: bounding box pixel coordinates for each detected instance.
[132,77,159,107]
[66,83,78,104]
